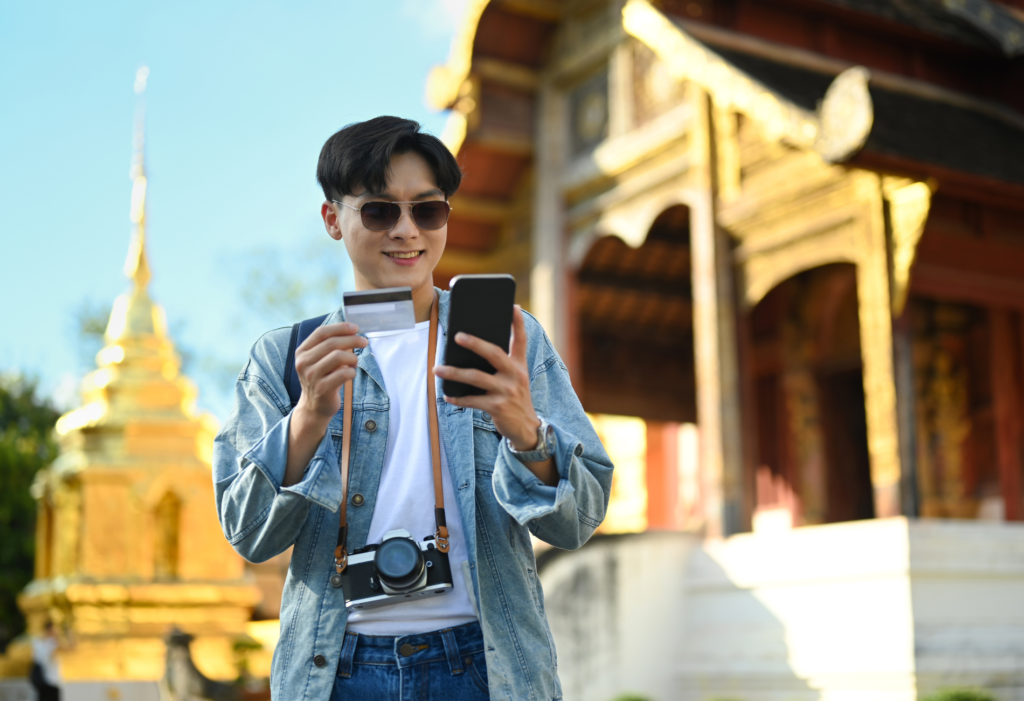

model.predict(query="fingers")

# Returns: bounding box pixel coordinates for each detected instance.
[510,305,528,365]
[442,393,491,411]
[303,349,359,387]
[453,332,514,373]
[297,330,368,367]
[299,322,366,352]
[433,365,502,393]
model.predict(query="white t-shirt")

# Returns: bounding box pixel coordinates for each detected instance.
[345,321,478,635]
[32,636,60,687]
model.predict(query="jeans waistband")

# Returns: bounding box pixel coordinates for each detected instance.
[338,621,485,677]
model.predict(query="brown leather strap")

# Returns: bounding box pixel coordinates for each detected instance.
[334,290,446,573]
[426,291,449,552]
[334,379,353,574]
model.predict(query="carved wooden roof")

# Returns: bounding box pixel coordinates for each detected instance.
[629,1,1024,186]
[815,0,1024,57]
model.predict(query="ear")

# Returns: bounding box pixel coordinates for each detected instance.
[322,201,343,241]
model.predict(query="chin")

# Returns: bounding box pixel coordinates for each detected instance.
[376,269,432,290]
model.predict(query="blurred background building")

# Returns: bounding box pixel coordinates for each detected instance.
[3,0,1024,699]
[425,0,1024,698]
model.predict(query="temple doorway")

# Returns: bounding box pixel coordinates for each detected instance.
[573,205,698,532]
[749,263,874,527]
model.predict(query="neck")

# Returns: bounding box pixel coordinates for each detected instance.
[411,279,435,322]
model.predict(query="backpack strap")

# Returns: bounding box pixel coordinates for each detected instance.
[284,314,330,408]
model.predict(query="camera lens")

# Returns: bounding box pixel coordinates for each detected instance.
[374,537,425,591]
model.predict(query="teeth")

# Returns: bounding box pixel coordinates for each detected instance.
[388,252,421,259]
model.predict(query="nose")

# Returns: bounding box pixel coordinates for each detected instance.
[388,204,420,239]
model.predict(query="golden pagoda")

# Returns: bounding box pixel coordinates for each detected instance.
[3,67,259,683]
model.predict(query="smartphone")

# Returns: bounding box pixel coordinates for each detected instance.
[442,274,517,397]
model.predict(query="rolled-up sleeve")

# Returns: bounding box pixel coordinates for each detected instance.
[491,325,613,550]
[212,330,343,563]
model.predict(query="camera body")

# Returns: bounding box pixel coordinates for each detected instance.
[339,529,453,611]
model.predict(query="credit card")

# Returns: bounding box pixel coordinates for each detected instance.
[343,287,416,334]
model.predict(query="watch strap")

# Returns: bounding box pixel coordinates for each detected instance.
[506,418,553,463]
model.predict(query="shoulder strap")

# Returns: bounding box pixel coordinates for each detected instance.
[284,314,329,408]
[334,290,446,576]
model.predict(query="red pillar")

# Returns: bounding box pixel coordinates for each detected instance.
[646,422,679,530]
[989,308,1024,521]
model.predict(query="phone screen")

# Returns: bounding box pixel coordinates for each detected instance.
[442,274,517,397]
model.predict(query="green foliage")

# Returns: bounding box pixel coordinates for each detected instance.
[232,635,264,679]
[71,298,112,372]
[0,375,59,652]
[921,690,997,701]
[233,238,351,327]
[609,695,653,701]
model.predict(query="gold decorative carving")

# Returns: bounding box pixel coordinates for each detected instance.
[913,303,975,518]
[623,0,820,150]
[816,67,874,163]
[425,0,492,110]
[623,1,875,164]
[713,105,741,203]
[883,178,933,316]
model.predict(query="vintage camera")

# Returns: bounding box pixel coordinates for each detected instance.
[338,529,453,611]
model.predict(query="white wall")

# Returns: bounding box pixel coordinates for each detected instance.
[539,519,1024,701]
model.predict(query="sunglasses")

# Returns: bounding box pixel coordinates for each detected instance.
[333,199,452,231]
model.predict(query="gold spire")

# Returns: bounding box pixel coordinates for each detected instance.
[103,67,166,343]
[125,66,151,292]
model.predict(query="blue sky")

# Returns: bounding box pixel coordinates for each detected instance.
[0,0,463,418]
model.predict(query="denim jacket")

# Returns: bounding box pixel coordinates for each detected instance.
[212,289,613,701]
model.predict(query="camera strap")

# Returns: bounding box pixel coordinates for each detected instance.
[334,290,447,575]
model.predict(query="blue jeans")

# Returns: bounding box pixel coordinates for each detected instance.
[329,622,489,700]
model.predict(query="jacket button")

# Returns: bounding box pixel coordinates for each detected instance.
[313,654,327,667]
[364,419,377,432]
[482,412,491,422]
[352,493,365,506]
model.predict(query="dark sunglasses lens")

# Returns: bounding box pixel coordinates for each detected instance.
[411,201,450,230]
[360,202,400,230]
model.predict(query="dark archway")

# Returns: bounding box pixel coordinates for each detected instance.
[749,263,874,525]
[575,205,696,423]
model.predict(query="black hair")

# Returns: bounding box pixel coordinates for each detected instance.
[317,116,462,201]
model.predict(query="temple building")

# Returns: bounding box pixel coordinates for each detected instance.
[0,74,263,695]
[426,0,1024,698]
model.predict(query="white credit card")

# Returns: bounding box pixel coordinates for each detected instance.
[343,287,415,334]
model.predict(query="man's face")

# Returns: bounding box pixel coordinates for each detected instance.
[323,151,447,294]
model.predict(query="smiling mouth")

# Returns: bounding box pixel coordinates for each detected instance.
[385,251,423,259]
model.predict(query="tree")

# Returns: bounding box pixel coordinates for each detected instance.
[0,375,59,652]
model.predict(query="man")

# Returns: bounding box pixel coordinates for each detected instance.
[30,621,63,701]
[213,116,612,700]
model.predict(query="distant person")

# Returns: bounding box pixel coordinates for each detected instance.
[213,116,613,699]
[29,621,63,701]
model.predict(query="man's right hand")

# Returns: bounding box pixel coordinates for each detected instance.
[294,322,368,420]
[284,323,368,487]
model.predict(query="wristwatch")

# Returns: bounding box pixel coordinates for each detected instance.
[505,416,555,463]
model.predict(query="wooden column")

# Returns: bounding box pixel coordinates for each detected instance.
[893,310,920,517]
[856,173,903,518]
[989,308,1024,521]
[690,87,744,537]
[531,84,569,356]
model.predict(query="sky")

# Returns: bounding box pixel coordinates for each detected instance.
[0,0,465,419]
